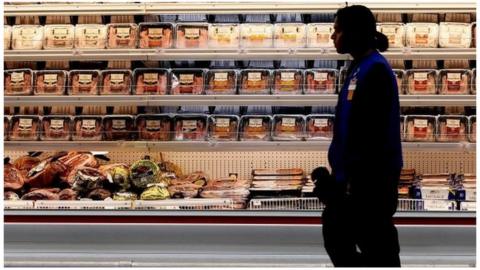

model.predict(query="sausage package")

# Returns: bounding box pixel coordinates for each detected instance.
[239,69,272,94]
[240,23,273,48]
[4,25,12,49]
[205,69,237,95]
[138,22,173,48]
[239,115,272,141]
[393,69,405,94]
[306,23,334,47]
[100,69,132,95]
[11,25,44,50]
[273,23,306,48]
[304,69,337,94]
[405,115,436,142]
[175,23,209,48]
[107,23,138,49]
[4,69,34,96]
[34,70,67,95]
[306,114,334,140]
[72,116,103,141]
[174,114,208,141]
[40,115,71,141]
[208,23,240,48]
[438,69,471,95]
[436,115,468,142]
[468,116,476,143]
[43,24,75,49]
[68,70,100,95]
[472,68,476,95]
[10,115,40,141]
[272,114,305,141]
[171,69,205,95]
[136,114,172,141]
[133,68,169,95]
[272,69,304,95]
[405,69,437,95]
[405,23,439,48]
[75,24,108,49]
[103,115,135,141]
[439,22,472,48]
[208,115,239,141]
[376,23,405,48]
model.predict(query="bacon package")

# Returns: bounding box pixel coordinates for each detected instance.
[305,69,337,94]
[376,23,405,48]
[175,23,208,48]
[107,23,138,49]
[136,114,172,141]
[103,115,135,141]
[4,69,33,96]
[174,114,208,141]
[72,116,103,141]
[306,23,334,47]
[240,23,273,48]
[439,22,472,48]
[438,69,471,95]
[11,25,44,50]
[133,68,169,95]
[75,24,107,49]
[272,69,304,95]
[405,115,436,142]
[43,24,75,49]
[4,25,12,49]
[68,70,100,95]
[40,115,71,141]
[100,69,132,95]
[171,69,205,95]
[239,69,272,94]
[468,116,476,143]
[10,115,40,141]
[34,70,67,95]
[306,114,334,140]
[239,115,272,141]
[405,69,437,95]
[436,115,468,142]
[205,69,237,95]
[208,23,240,48]
[405,23,439,48]
[207,115,239,141]
[272,114,305,141]
[393,69,405,94]
[273,23,306,48]
[139,22,173,48]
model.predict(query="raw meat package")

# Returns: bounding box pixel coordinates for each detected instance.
[208,23,240,48]
[272,114,305,141]
[207,115,239,141]
[306,23,334,47]
[171,69,205,95]
[436,115,468,142]
[10,115,40,141]
[4,69,33,96]
[272,69,304,95]
[405,23,439,48]
[11,25,44,50]
[438,69,471,95]
[72,116,103,141]
[468,116,476,143]
[75,24,108,49]
[240,23,273,48]
[239,115,272,141]
[405,69,437,95]
[438,22,472,48]
[34,70,67,95]
[40,115,71,141]
[174,114,208,141]
[43,24,75,49]
[175,23,209,48]
[252,168,303,176]
[472,23,476,48]
[273,23,306,48]
[138,22,173,48]
[404,115,436,142]
[400,115,405,141]
[133,68,169,95]
[205,69,237,94]
[4,116,10,141]
[306,114,334,140]
[136,114,172,141]
[68,70,100,95]
[239,69,272,94]
[376,23,405,48]
[103,115,135,141]
[304,69,337,94]
[100,69,132,95]
[472,68,476,94]
[107,23,138,49]
[393,69,405,94]
[4,25,11,49]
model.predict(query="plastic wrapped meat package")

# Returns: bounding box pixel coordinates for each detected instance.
[174,114,208,141]
[376,23,405,48]
[68,70,100,95]
[4,25,11,49]
[138,23,173,48]
[75,24,107,49]
[472,23,476,48]
[439,22,472,48]
[107,23,138,49]
[304,69,337,94]
[405,23,439,48]
[273,23,306,48]
[100,69,132,95]
[405,69,437,95]
[400,115,405,141]
[306,23,334,47]
[393,69,405,94]
[136,114,172,141]
[11,25,44,50]
[272,114,305,141]
[40,115,71,141]
[306,114,334,140]
[208,115,239,141]
[43,24,75,49]
[4,116,10,141]
[34,70,67,95]
[272,69,303,94]
[438,69,471,95]
[133,68,169,95]
[10,115,40,141]
[239,69,271,94]
[436,115,467,142]
[469,116,476,143]
[472,68,476,94]
[103,115,135,141]
[208,23,240,48]
[175,23,208,48]
[72,116,103,141]
[405,115,436,142]
[4,69,33,96]
[240,23,273,48]
[239,115,272,141]
[205,69,237,94]
[171,69,205,95]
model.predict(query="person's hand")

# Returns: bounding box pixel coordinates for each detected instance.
[311,166,334,204]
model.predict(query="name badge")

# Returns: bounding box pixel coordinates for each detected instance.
[347,77,357,101]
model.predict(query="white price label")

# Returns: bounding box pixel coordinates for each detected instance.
[78,74,93,84]
[414,72,428,81]
[116,27,131,37]
[185,28,200,39]
[214,72,229,82]
[446,119,461,128]
[314,119,329,127]
[11,72,24,82]
[281,72,295,81]
[146,120,161,131]
[415,26,430,34]
[112,119,126,130]
[460,202,476,211]
[214,26,234,35]
[314,72,328,81]
[82,119,97,129]
[110,73,125,84]
[281,118,296,127]
[43,74,58,84]
[248,72,262,82]
[249,25,268,35]
[281,26,298,34]
[465,189,476,201]
[249,118,263,128]
[85,28,100,36]
[143,73,158,83]
[421,187,450,200]
[148,28,163,37]
[19,118,32,129]
[50,119,64,129]
[182,120,198,131]
[447,73,461,82]
[414,119,428,128]
[423,199,453,211]
[380,26,397,35]
[180,74,194,84]
[216,118,230,127]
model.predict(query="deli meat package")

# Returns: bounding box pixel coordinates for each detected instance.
[136,114,172,141]
[376,23,405,48]
[469,116,476,142]
[43,24,75,49]
[272,114,305,141]
[40,115,71,141]
[305,68,337,94]
[72,116,103,141]
[171,69,205,95]
[4,25,11,49]
[208,115,239,141]
[175,23,209,48]
[306,114,334,140]
[239,69,272,94]
[436,115,468,142]
[4,69,33,96]
[107,23,138,49]
[273,23,306,48]
[68,70,100,95]
[5,116,10,140]
[405,115,436,142]
[174,114,208,141]
[240,23,273,48]
[471,68,476,94]
[439,22,472,48]
[10,115,40,141]
[75,24,107,49]
[103,115,135,141]
[405,69,437,95]
[405,23,439,48]
[472,23,476,48]
[393,69,405,94]
[306,23,334,47]
[208,23,240,48]
[272,69,304,95]
[205,69,237,95]
[400,115,405,141]
[138,22,173,48]
[133,68,169,95]
[438,69,471,95]
[239,115,272,141]
[4,160,25,191]
[251,168,305,191]
[11,25,44,50]
[34,70,67,95]
[100,69,132,95]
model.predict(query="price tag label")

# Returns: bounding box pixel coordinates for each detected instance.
[423,199,453,211]
[465,188,476,201]
[249,118,263,128]
[421,187,450,200]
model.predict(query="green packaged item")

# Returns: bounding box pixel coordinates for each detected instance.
[113,192,137,201]
[130,158,160,189]
[140,183,170,200]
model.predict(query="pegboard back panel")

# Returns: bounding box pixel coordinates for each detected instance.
[403,151,476,175]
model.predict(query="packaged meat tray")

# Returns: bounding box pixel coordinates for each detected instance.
[171,69,205,95]
[400,115,405,141]
[107,23,138,49]
[438,22,472,48]
[438,69,471,95]
[272,69,304,95]
[304,69,337,94]
[239,69,272,94]
[208,115,239,141]
[436,115,468,142]
[43,24,75,49]
[11,25,44,50]
[205,69,237,95]
[133,68,169,95]
[471,68,476,94]
[306,23,334,47]
[5,25,11,49]
[4,69,33,96]
[174,114,208,141]
[253,168,303,176]
[4,116,10,141]
[273,23,306,48]
[305,114,334,140]
[405,69,437,95]
[208,23,240,48]
[40,115,71,141]
[136,114,172,141]
[404,115,436,142]
[10,115,40,141]
[100,69,132,95]
[472,23,476,48]
[239,115,272,141]
[393,69,405,94]
[72,116,103,141]
[405,23,439,48]
[272,114,305,141]
[68,70,100,95]
[376,23,405,48]
[175,23,209,48]
[138,22,173,48]
[75,24,108,49]
[34,70,67,95]
[468,116,476,143]
[103,115,135,141]
[240,23,273,48]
